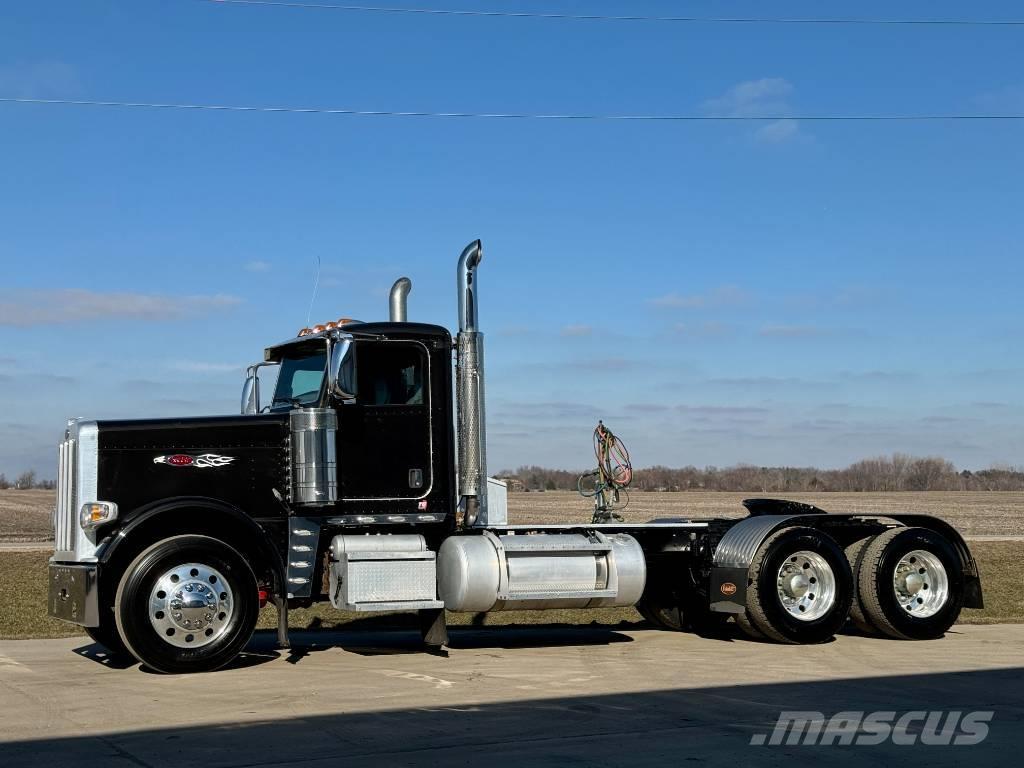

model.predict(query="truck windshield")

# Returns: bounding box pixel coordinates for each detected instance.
[271,351,326,409]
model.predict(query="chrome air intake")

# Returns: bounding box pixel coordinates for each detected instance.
[456,240,487,526]
[389,277,412,322]
[289,407,338,506]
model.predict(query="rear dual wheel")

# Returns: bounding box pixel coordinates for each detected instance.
[844,536,878,635]
[852,528,964,640]
[744,527,854,644]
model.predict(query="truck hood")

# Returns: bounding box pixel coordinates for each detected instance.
[95,413,291,520]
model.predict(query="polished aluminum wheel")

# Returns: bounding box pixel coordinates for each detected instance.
[148,563,234,649]
[893,549,949,618]
[776,550,836,621]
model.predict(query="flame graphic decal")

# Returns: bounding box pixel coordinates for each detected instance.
[154,453,236,468]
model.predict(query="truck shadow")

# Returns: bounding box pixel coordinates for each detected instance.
[77,617,968,672]
[260,624,636,665]
[71,622,637,671]
[4,666,1021,766]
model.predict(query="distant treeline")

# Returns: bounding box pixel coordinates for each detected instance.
[501,454,1024,493]
[0,471,56,491]
[5,455,1024,493]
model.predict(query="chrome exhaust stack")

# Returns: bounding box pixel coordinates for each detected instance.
[456,240,486,527]
[389,277,412,322]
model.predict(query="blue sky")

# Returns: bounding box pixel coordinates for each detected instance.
[1,0,1022,477]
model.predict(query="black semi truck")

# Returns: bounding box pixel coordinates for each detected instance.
[48,241,983,673]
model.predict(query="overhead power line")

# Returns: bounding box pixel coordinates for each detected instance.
[3,97,1024,122]
[198,0,1024,27]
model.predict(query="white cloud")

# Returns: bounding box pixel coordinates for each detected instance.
[672,321,732,338]
[759,324,827,338]
[245,260,271,273]
[168,361,245,374]
[0,289,242,327]
[702,78,794,117]
[0,60,80,98]
[702,78,801,143]
[976,83,1024,112]
[650,285,749,309]
[756,118,799,144]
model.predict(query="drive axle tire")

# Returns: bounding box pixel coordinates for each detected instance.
[858,527,965,640]
[745,527,853,644]
[844,536,879,635]
[637,584,730,637]
[115,535,259,674]
[636,599,684,631]
[735,610,766,641]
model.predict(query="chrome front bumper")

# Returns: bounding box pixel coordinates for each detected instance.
[47,563,99,627]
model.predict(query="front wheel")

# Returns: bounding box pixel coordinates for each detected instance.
[115,535,259,674]
[745,527,853,644]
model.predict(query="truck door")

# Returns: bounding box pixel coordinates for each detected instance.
[336,339,433,500]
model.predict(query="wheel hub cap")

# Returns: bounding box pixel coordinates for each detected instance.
[776,550,836,622]
[149,563,233,649]
[893,549,949,619]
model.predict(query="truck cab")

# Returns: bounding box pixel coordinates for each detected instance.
[257,322,457,522]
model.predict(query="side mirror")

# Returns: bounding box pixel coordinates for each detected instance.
[329,338,357,401]
[241,366,261,414]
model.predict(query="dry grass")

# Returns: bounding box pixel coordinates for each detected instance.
[3,542,1019,640]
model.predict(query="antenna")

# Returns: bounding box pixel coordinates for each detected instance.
[305,255,321,328]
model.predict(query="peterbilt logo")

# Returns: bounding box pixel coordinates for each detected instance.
[154,453,236,468]
[720,582,738,596]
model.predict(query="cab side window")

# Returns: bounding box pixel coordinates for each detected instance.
[359,343,426,406]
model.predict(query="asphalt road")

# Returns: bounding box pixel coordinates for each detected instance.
[0,624,1021,767]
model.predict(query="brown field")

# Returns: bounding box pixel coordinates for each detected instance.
[0,489,56,542]
[509,490,1024,538]
[4,489,1024,542]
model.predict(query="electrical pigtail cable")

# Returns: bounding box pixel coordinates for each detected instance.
[579,421,633,523]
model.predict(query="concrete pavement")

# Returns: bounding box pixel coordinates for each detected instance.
[0,623,1021,766]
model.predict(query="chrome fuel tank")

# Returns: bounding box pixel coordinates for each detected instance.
[438,531,645,612]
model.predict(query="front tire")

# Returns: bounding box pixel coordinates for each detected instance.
[858,527,964,640]
[115,535,259,674]
[745,527,853,644]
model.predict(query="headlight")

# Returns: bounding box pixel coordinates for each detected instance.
[80,501,118,529]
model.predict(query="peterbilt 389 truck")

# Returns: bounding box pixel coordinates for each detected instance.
[49,241,983,673]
